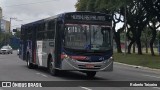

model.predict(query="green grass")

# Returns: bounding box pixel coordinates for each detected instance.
[114,53,160,69]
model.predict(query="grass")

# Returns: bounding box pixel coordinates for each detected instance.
[113,53,160,69]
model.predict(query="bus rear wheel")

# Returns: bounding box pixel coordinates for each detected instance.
[49,60,59,76]
[27,54,33,69]
[86,71,96,78]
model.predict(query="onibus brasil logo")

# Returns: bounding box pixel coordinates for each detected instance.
[1,82,42,87]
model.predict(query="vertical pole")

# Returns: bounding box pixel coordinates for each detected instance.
[124,1,127,55]
[0,18,1,32]
[9,18,11,33]
[158,31,160,55]
[3,19,6,45]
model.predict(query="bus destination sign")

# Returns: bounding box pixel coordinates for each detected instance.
[71,15,106,21]
[65,13,111,22]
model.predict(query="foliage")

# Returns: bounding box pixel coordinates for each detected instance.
[140,0,160,22]
[0,32,13,47]
[157,31,160,40]
[14,31,20,38]
[75,0,89,11]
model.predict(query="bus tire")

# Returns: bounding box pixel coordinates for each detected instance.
[48,60,59,76]
[86,71,96,78]
[34,65,38,69]
[27,54,33,69]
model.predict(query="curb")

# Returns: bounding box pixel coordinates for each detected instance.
[114,62,160,71]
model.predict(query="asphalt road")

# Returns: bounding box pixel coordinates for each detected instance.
[0,51,160,90]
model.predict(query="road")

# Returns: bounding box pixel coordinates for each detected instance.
[0,51,160,90]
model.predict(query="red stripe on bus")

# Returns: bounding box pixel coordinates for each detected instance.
[61,54,65,59]
[61,54,87,60]
[71,56,87,60]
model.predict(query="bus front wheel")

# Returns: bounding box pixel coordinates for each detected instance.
[49,61,59,76]
[86,71,96,78]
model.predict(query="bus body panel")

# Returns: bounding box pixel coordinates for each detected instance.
[36,40,55,67]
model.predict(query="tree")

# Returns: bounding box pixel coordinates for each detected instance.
[112,14,124,53]
[141,27,152,53]
[140,0,160,56]
[148,18,160,56]
[75,0,89,11]
[120,0,149,55]
[14,31,21,38]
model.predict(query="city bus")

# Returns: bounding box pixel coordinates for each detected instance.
[19,12,113,78]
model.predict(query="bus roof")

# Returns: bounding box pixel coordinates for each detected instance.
[22,11,111,27]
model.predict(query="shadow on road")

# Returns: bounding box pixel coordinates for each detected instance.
[24,66,110,80]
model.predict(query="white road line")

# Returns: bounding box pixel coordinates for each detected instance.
[36,73,41,75]
[36,73,48,77]
[80,86,92,90]
[153,87,160,90]
[142,74,160,79]
[41,74,48,77]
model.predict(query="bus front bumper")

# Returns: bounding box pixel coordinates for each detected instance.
[60,57,113,72]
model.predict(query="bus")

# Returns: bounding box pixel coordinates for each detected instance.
[19,12,113,78]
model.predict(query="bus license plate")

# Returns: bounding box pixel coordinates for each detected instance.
[85,64,94,68]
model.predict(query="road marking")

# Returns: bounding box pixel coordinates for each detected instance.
[80,86,92,90]
[41,74,48,77]
[142,74,160,79]
[36,73,41,75]
[153,87,160,90]
[36,73,48,77]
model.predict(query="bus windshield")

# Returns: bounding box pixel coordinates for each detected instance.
[64,24,112,51]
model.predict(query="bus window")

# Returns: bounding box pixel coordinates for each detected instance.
[37,23,46,40]
[48,20,55,30]
[64,24,112,50]
[47,20,55,39]
[64,24,89,50]
[91,26,111,50]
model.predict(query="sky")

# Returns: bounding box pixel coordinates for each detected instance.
[0,0,77,30]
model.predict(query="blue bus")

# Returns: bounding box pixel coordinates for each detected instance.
[19,12,113,78]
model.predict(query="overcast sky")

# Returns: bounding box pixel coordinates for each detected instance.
[0,0,77,30]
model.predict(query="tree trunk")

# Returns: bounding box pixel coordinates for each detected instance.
[128,40,135,54]
[114,32,122,53]
[136,38,142,55]
[145,42,148,53]
[150,29,156,56]
[144,31,148,53]
[126,28,136,54]
[136,28,143,55]
[133,43,136,53]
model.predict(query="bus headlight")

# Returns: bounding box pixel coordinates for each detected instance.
[110,56,114,61]
[61,53,76,62]
[61,54,69,60]
[103,56,114,63]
